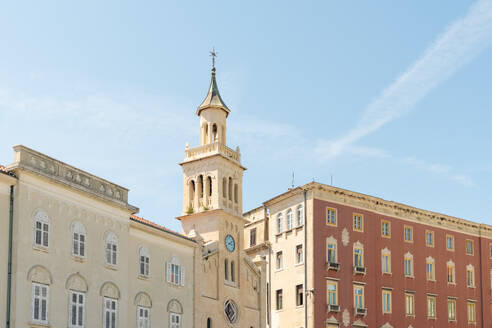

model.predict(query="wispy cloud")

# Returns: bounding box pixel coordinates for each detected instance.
[317,0,492,159]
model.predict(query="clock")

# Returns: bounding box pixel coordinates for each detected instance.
[225,234,235,252]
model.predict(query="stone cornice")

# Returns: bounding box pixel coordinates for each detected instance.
[7,145,138,213]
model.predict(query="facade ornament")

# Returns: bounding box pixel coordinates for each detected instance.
[342,308,350,326]
[341,228,349,246]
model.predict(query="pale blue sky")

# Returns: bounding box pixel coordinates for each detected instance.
[1,1,491,232]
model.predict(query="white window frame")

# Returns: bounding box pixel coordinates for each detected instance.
[295,244,303,264]
[170,312,181,328]
[72,222,86,258]
[276,251,283,270]
[105,232,118,267]
[167,256,185,286]
[103,297,118,328]
[31,282,49,325]
[277,213,283,234]
[296,205,303,226]
[137,306,150,328]
[69,290,85,328]
[139,246,150,277]
[34,210,50,248]
[286,209,293,230]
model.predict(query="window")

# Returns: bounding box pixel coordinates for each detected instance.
[286,209,293,230]
[381,249,391,274]
[277,214,283,234]
[34,210,50,248]
[224,300,238,323]
[326,208,337,226]
[222,178,227,198]
[69,291,85,328]
[224,259,229,280]
[72,222,86,258]
[296,205,304,226]
[405,293,414,316]
[276,251,283,270]
[326,240,337,263]
[139,246,150,277]
[404,226,413,242]
[447,261,455,284]
[291,245,302,265]
[296,284,303,306]
[103,297,117,328]
[32,283,49,324]
[170,313,181,328]
[467,265,475,287]
[382,289,392,314]
[137,307,150,328]
[354,246,364,268]
[467,301,476,323]
[327,281,338,305]
[448,298,456,321]
[446,235,454,251]
[426,257,435,281]
[427,295,436,319]
[466,239,474,255]
[425,230,434,247]
[490,244,492,258]
[353,285,364,309]
[353,214,363,232]
[230,261,235,283]
[404,253,413,277]
[276,289,283,310]
[249,228,257,247]
[207,318,212,328]
[167,257,185,286]
[381,220,390,238]
[105,232,118,266]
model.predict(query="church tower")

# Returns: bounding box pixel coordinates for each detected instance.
[178,56,265,328]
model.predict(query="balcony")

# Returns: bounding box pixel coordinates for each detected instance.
[327,304,340,313]
[354,266,366,275]
[354,307,367,316]
[326,262,340,271]
[184,142,241,165]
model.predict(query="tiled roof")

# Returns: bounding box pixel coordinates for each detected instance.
[130,214,195,242]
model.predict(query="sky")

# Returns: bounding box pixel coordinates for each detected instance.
[1,1,491,232]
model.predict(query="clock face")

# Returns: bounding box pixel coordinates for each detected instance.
[225,234,235,252]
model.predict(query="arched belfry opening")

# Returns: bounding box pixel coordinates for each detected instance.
[212,123,218,143]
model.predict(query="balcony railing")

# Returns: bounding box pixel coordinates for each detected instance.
[354,266,366,275]
[326,304,340,313]
[184,142,241,165]
[326,262,340,271]
[354,307,367,316]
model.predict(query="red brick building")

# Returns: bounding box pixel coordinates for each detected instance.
[244,182,492,328]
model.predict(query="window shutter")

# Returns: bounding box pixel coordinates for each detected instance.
[166,262,171,283]
[180,266,185,286]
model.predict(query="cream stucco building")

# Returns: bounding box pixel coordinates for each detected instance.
[0,64,266,328]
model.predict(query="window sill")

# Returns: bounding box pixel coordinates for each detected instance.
[467,285,476,289]
[274,268,284,273]
[427,279,436,282]
[295,262,304,267]
[32,245,49,253]
[382,272,392,276]
[224,280,237,288]
[405,314,415,318]
[72,256,85,263]
[138,275,150,281]
[105,264,118,271]
[296,305,304,309]
[447,282,456,286]
[405,275,414,279]
[29,322,50,328]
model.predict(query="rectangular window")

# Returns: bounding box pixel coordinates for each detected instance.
[73,233,85,257]
[404,256,413,277]
[353,285,364,309]
[467,302,476,323]
[426,260,435,281]
[490,244,492,259]
[140,256,150,277]
[106,243,117,266]
[170,313,181,328]
[327,242,337,263]
[137,307,150,328]
[353,214,363,232]
[381,220,391,238]
[467,267,475,287]
[447,264,455,284]
[404,226,413,242]
[327,281,338,305]
[32,283,49,324]
[448,298,456,321]
[296,284,303,306]
[326,208,337,226]
[382,289,392,314]
[381,253,391,274]
[276,251,283,270]
[69,291,85,328]
[295,245,303,264]
[405,293,414,316]
[446,235,454,251]
[103,297,117,328]
[425,230,434,247]
[35,221,49,247]
[466,239,474,255]
[276,289,283,310]
[171,264,181,285]
[250,228,257,247]
[427,296,436,319]
[354,248,363,267]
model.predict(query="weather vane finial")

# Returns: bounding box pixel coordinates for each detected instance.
[210,47,218,69]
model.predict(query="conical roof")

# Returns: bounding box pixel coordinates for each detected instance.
[197,67,230,117]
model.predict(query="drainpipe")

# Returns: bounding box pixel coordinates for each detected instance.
[6,185,14,328]
[303,190,308,328]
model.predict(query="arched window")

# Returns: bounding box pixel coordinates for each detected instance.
[139,246,150,277]
[224,259,229,280]
[204,124,209,143]
[212,124,218,142]
[286,209,293,230]
[228,178,233,201]
[34,210,50,248]
[231,261,235,283]
[166,256,185,286]
[105,232,118,266]
[189,180,196,205]
[297,205,304,226]
[222,178,227,198]
[208,176,213,197]
[198,175,204,199]
[234,184,238,204]
[72,221,86,258]
[207,317,212,328]
[277,213,283,234]
[28,265,52,325]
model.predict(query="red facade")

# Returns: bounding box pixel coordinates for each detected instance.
[312,198,492,327]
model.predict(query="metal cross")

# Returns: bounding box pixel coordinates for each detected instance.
[210,48,218,68]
